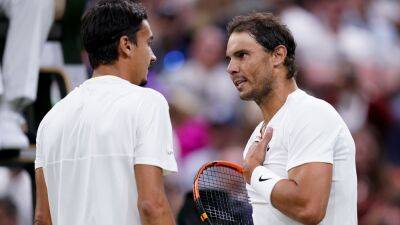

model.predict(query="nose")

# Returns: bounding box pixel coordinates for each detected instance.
[149,47,157,62]
[227,60,239,75]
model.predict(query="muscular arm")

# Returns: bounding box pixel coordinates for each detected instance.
[244,127,333,225]
[34,168,52,225]
[135,164,176,225]
[271,163,332,225]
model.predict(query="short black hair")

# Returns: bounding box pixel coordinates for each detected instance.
[227,12,297,79]
[81,0,147,69]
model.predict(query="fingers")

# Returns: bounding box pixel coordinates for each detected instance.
[260,127,273,146]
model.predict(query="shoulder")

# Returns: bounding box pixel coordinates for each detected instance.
[139,88,168,105]
[290,90,340,121]
[38,88,79,131]
[285,90,344,133]
[122,87,169,112]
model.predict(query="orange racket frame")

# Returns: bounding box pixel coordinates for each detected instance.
[192,160,245,224]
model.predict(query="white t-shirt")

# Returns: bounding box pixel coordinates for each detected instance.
[244,89,357,225]
[35,75,178,225]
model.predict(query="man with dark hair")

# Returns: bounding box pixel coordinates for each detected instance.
[226,12,357,225]
[34,1,177,225]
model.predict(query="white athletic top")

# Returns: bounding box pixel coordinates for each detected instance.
[244,89,357,225]
[35,75,178,225]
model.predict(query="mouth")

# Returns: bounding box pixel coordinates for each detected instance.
[148,61,155,70]
[233,77,248,90]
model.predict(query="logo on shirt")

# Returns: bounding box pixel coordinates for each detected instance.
[259,176,271,182]
[167,149,174,155]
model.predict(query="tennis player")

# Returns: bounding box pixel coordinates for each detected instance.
[225,13,357,225]
[34,1,177,225]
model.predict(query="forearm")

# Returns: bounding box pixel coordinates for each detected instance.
[140,212,175,225]
[34,214,52,225]
[34,220,51,225]
[138,198,176,225]
[35,169,52,225]
[249,165,329,225]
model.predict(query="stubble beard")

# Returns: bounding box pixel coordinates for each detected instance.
[254,85,272,106]
[139,79,147,87]
[240,80,273,106]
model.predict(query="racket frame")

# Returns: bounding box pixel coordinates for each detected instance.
[193,160,245,224]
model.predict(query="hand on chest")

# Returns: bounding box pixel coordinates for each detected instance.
[261,134,287,165]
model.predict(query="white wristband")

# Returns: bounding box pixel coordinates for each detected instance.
[250,166,284,204]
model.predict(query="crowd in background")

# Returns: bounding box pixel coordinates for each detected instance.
[139,0,400,224]
[1,0,400,225]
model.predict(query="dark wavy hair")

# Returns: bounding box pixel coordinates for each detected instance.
[227,12,297,79]
[81,0,147,69]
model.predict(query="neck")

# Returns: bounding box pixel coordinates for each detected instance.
[257,78,298,125]
[92,63,132,83]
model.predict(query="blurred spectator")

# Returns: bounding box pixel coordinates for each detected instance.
[146,0,192,73]
[161,25,240,125]
[0,197,17,225]
[147,1,400,222]
[0,0,54,149]
[0,0,397,223]
[0,168,32,225]
[335,62,369,133]
[281,0,342,93]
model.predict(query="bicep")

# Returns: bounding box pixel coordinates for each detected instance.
[134,164,166,200]
[288,162,332,208]
[134,165,176,224]
[34,168,51,224]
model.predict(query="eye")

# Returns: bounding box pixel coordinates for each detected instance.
[235,51,249,60]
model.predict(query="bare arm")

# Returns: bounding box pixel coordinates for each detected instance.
[244,128,332,225]
[34,168,52,225]
[271,163,332,225]
[135,164,176,225]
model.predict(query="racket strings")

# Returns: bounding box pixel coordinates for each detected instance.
[197,166,253,225]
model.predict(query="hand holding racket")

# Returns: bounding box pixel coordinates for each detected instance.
[243,127,273,183]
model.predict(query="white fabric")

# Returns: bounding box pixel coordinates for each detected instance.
[0,0,54,102]
[243,89,357,225]
[35,75,178,225]
[250,166,283,204]
[0,101,29,148]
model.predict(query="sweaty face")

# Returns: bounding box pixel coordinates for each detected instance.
[130,20,156,86]
[226,32,275,102]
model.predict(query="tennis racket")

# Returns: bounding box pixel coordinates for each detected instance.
[193,161,253,225]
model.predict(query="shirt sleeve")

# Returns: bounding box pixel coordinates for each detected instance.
[35,122,45,169]
[134,91,178,175]
[286,101,342,171]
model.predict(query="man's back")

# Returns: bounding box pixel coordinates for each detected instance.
[35,76,177,225]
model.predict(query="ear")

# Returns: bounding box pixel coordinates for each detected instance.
[272,45,287,67]
[119,35,135,58]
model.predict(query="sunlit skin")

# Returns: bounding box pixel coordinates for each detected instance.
[226,31,297,125]
[93,20,157,86]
